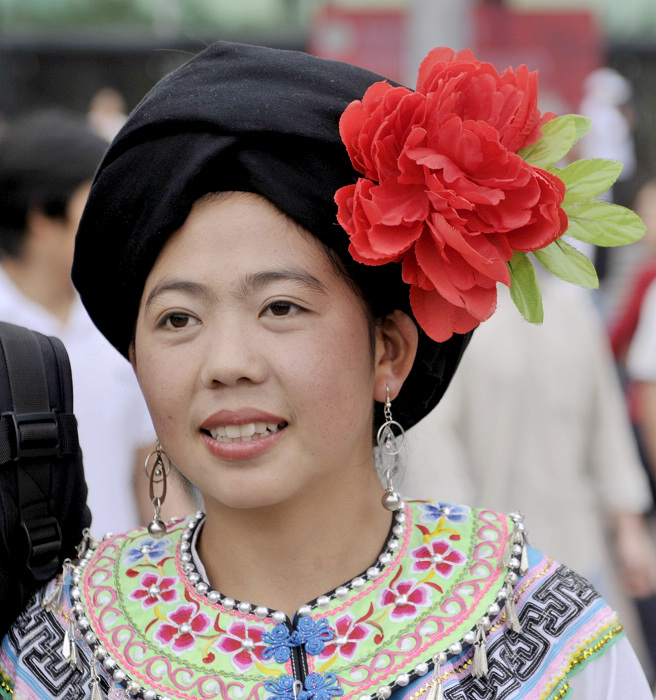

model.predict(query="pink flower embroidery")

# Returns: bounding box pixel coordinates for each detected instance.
[214,620,267,672]
[412,539,466,578]
[318,613,371,661]
[155,604,211,653]
[129,572,178,608]
[380,579,431,621]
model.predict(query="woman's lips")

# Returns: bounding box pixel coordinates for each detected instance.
[200,409,287,459]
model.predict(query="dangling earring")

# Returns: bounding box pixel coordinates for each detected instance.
[377,387,404,512]
[144,439,171,539]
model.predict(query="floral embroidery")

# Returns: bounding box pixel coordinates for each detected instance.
[214,619,267,672]
[291,617,334,655]
[265,673,343,700]
[154,604,211,652]
[129,573,177,608]
[419,502,470,525]
[412,538,467,578]
[318,612,372,661]
[379,579,431,621]
[123,537,172,565]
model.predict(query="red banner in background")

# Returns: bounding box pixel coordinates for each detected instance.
[308,6,405,84]
[309,4,602,114]
[473,5,603,113]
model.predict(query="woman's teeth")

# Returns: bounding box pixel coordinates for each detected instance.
[209,422,283,442]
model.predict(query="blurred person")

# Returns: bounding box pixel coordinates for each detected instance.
[0,110,192,535]
[87,87,128,141]
[402,277,656,671]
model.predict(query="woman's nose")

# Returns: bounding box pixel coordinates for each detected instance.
[199,322,267,388]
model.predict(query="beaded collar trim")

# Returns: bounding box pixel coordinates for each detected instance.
[55,502,527,700]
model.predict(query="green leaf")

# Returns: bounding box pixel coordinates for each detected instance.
[518,115,591,169]
[561,159,624,206]
[507,252,543,323]
[565,202,646,246]
[533,238,599,289]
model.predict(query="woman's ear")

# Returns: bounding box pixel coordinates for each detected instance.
[373,310,419,403]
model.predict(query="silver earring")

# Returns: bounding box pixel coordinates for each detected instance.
[144,440,171,539]
[378,387,404,512]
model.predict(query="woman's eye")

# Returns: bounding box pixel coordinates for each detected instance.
[161,312,197,329]
[266,301,297,317]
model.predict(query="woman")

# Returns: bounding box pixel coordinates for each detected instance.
[0,42,650,699]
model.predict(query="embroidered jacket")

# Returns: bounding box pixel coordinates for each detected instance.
[0,501,623,700]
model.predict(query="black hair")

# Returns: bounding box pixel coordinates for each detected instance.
[0,110,108,258]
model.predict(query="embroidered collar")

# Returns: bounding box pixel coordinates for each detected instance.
[66,501,526,700]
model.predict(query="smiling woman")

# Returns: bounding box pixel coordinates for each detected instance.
[0,42,651,700]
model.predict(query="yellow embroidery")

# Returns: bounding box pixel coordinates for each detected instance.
[0,667,14,696]
[542,622,624,700]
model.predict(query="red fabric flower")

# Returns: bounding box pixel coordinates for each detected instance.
[214,620,267,672]
[335,47,567,341]
[129,572,178,608]
[318,613,371,661]
[411,538,467,578]
[380,579,431,621]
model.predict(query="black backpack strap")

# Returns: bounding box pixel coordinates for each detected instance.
[0,323,78,582]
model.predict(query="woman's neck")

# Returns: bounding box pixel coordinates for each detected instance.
[196,466,391,618]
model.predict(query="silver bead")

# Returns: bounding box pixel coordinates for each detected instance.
[78,616,90,630]
[143,690,157,700]
[272,611,286,625]
[254,606,268,620]
[488,603,500,617]
[351,577,366,590]
[359,695,371,700]
[147,519,167,539]
[376,687,392,699]
[415,662,429,676]
[196,582,209,595]
[70,587,81,600]
[509,557,520,569]
[188,572,201,584]
[317,595,330,608]
[382,491,402,512]
[387,539,399,551]
[222,597,235,611]
[366,567,380,579]
[103,656,116,670]
[93,646,107,659]
[182,563,194,573]
[505,572,518,585]
[180,541,191,551]
[72,573,81,584]
[378,552,392,565]
[237,601,251,615]
[335,587,349,600]
[392,524,404,537]
[84,631,97,645]
[433,651,447,665]
[180,552,192,562]
[512,544,522,556]
[479,615,490,629]
[396,674,410,687]
[498,587,508,600]
[394,511,406,524]
[297,605,312,617]
[181,531,191,540]
[449,642,462,654]
[207,591,221,604]
[126,680,140,695]
[72,602,84,615]
[464,630,476,644]
[112,669,126,683]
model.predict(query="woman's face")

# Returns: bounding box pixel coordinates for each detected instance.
[132,193,385,512]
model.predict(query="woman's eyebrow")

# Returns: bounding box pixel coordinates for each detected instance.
[144,279,213,308]
[237,270,327,297]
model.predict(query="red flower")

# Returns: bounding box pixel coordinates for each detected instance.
[380,579,431,621]
[214,620,268,672]
[335,47,567,341]
[318,613,371,661]
[411,539,467,579]
[129,572,178,608]
[154,604,211,653]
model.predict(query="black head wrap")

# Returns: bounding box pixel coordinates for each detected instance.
[72,41,472,429]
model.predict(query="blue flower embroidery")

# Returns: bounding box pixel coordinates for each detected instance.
[290,617,334,655]
[419,502,470,525]
[264,673,342,700]
[124,537,172,565]
[262,624,295,663]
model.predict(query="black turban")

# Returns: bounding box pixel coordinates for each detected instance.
[72,41,472,429]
